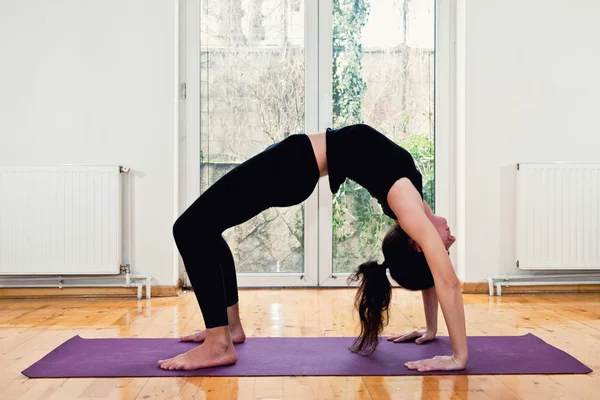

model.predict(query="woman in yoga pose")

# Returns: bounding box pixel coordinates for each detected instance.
[159,124,467,372]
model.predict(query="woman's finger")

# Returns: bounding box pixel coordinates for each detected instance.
[393,333,416,343]
[390,331,417,343]
[388,332,410,341]
[405,360,424,370]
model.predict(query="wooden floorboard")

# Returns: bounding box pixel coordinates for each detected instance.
[0,289,597,399]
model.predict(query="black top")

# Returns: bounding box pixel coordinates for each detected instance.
[326,124,423,220]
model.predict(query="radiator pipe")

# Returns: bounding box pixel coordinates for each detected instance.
[495,280,600,296]
[487,273,600,296]
[0,282,145,298]
[0,273,152,299]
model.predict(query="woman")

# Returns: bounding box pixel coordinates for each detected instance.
[159,124,467,372]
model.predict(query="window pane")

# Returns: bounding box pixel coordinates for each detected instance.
[331,0,435,273]
[200,0,306,273]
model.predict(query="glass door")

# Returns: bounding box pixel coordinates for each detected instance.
[186,0,319,287]
[318,0,436,286]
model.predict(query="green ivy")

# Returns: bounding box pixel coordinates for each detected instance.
[399,134,435,209]
[332,0,370,127]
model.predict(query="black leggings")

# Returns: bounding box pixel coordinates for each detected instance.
[173,134,320,328]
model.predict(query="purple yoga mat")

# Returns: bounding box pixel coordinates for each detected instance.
[22,333,591,378]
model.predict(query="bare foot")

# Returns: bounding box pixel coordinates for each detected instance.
[181,325,246,344]
[158,340,237,370]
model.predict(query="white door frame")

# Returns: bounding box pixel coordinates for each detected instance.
[433,0,457,270]
[316,0,336,286]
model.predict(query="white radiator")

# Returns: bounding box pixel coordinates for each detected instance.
[0,166,122,275]
[516,163,600,271]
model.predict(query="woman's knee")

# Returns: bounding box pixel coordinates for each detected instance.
[173,212,199,242]
[173,211,219,245]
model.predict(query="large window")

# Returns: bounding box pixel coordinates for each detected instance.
[189,0,436,286]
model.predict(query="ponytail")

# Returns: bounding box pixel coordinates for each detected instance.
[347,260,392,355]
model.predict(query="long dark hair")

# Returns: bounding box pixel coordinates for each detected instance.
[348,225,434,355]
[347,259,391,355]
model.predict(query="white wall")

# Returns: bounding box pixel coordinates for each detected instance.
[458,0,600,281]
[0,0,179,286]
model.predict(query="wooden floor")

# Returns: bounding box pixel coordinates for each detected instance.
[1,289,598,400]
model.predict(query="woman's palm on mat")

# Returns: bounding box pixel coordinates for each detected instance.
[388,328,435,344]
[405,355,466,372]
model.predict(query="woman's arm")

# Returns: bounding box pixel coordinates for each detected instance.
[388,286,438,344]
[406,202,433,253]
[387,178,468,371]
[422,286,438,334]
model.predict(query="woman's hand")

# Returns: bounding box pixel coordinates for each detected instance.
[387,328,435,344]
[405,355,467,372]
